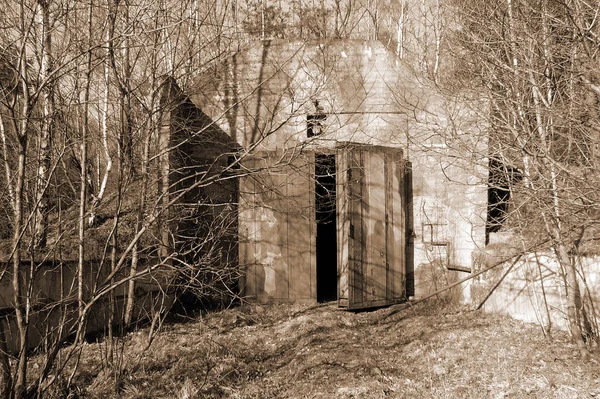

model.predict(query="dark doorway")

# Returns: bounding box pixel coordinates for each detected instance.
[404,161,415,297]
[315,154,337,302]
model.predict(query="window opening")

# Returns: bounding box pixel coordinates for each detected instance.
[486,158,522,244]
[307,100,327,137]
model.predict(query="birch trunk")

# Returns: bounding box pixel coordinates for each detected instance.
[34,0,53,249]
[13,22,31,396]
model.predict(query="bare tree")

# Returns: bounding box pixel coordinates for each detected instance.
[450,0,600,357]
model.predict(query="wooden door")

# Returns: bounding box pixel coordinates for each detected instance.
[338,144,406,310]
[239,151,314,302]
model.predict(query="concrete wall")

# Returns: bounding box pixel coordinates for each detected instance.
[410,149,487,302]
[474,245,600,330]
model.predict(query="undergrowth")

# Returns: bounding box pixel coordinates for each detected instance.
[32,301,600,398]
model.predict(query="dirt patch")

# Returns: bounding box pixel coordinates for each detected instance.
[50,301,600,398]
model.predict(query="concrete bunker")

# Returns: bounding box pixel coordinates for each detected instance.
[189,39,487,307]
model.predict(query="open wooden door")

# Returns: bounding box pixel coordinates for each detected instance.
[338,144,406,310]
[239,150,314,303]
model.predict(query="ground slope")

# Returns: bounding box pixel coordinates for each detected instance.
[70,302,599,398]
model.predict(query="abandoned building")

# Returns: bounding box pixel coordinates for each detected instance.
[176,39,488,310]
[0,40,489,354]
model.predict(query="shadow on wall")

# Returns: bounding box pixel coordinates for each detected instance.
[160,77,242,300]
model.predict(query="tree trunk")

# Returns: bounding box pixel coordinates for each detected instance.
[13,133,28,399]
[0,114,14,213]
[12,14,32,392]
[555,239,588,358]
[78,0,94,321]
[34,0,54,249]
[88,23,112,227]
[125,77,156,325]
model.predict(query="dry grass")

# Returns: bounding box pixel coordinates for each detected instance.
[49,301,600,398]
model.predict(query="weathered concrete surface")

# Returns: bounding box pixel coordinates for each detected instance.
[474,236,600,330]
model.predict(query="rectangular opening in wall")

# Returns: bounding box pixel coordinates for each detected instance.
[227,153,240,170]
[315,153,337,302]
[307,114,326,137]
[486,158,522,244]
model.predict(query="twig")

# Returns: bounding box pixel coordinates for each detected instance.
[476,255,522,310]
[381,253,521,321]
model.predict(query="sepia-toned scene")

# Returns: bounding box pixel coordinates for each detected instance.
[0,0,599,397]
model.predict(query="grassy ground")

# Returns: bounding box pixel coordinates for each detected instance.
[58,301,600,398]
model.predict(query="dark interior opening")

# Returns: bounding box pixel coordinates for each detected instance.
[404,161,415,297]
[307,100,327,137]
[307,113,326,137]
[486,158,522,244]
[315,154,337,302]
